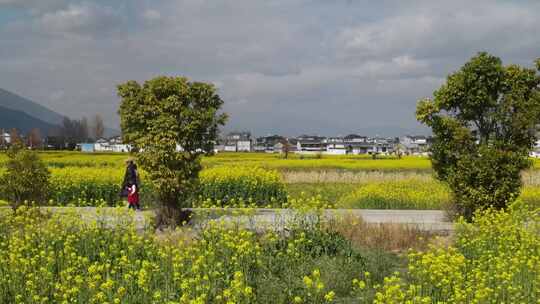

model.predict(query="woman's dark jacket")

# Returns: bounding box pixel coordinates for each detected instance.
[122,163,138,189]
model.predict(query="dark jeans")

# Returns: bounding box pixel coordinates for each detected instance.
[128,203,141,210]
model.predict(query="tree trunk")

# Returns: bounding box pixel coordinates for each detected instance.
[155,200,193,229]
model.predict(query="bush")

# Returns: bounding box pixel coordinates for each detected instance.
[198,166,288,207]
[416,53,540,220]
[0,146,50,209]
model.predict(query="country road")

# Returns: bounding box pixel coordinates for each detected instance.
[11,207,453,233]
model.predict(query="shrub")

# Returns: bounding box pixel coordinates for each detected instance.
[198,166,288,207]
[416,53,540,220]
[0,145,50,209]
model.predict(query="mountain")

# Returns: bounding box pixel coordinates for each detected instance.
[0,105,59,134]
[0,88,65,125]
[0,88,119,137]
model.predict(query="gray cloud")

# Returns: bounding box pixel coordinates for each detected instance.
[0,0,539,136]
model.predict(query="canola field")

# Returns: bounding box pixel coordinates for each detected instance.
[2,151,540,209]
[1,152,539,303]
[0,201,538,303]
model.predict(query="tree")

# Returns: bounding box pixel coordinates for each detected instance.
[27,128,42,149]
[80,116,89,142]
[416,52,540,220]
[61,117,89,148]
[93,114,105,139]
[0,129,5,149]
[0,142,50,210]
[9,128,21,147]
[118,76,227,225]
[394,143,406,159]
[281,139,290,159]
[61,117,75,148]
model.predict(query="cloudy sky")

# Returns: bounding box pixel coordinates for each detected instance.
[1,0,539,136]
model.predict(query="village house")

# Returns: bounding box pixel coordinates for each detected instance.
[324,136,347,155]
[223,131,252,152]
[255,135,286,153]
[322,134,395,155]
[91,137,132,153]
[276,138,298,154]
[0,132,11,146]
[371,137,396,154]
[399,135,429,155]
[296,135,326,154]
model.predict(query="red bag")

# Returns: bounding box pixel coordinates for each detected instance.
[127,186,139,204]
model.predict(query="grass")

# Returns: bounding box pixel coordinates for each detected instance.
[327,213,436,253]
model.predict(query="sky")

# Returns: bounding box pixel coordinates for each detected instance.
[1,0,539,137]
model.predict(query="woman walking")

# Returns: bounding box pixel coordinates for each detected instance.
[121,159,141,210]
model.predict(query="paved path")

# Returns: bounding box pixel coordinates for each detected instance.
[199,209,453,233]
[4,207,454,233]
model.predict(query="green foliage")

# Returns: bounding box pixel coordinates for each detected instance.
[417,52,540,219]
[0,144,50,209]
[117,76,227,211]
[198,166,288,207]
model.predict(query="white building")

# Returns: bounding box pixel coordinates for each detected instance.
[399,135,429,155]
[223,131,252,152]
[324,137,347,155]
[296,135,326,154]
[92,138,132,153]
[224,144,237,152]
[236,140,251,152]
[111,144,132,153]
[254,135,286,153]
[1,132,11,145]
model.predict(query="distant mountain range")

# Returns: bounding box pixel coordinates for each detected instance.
[0,105,59,134]
[0,88,118,137]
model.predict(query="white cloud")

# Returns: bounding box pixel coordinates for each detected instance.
[37,3,121,36]
[337,1,540,62]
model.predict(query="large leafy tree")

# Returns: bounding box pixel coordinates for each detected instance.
[417,53,540,220]
[118,76,227,224]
